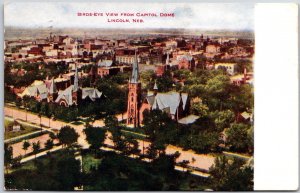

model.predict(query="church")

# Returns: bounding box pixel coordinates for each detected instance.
[55,64,103,107]
[126,50,190,128]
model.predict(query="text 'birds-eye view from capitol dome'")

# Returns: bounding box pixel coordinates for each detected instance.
[4,3,254,191]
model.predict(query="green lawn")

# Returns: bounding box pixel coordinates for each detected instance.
[4,119,39,140]
[82,152,102,173]
[71,121,84,126]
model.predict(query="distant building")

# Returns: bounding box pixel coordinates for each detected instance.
[215,63,236,75]
[177,55,195,70]
[116,55,136,65]
[97,67,120,78]
[205,44,221,54]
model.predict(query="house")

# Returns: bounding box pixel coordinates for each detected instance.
[205,44,221,54]
[177,55,195,70]
[215,63,236,75]
[115,55,136,65]
[97,67,120,78]
[237,111,253,123]
[12,120,21,132]
[97,59,119,77]
[155,52,172,76]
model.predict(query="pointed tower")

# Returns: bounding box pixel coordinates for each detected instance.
[49,78,57,94]
[153,80,158,96]
[74,64,79,91]
[165,51,170,65]
[48,78,58,102]
[127,50,141,128]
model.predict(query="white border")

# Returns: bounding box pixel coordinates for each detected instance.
[254,3,299,190]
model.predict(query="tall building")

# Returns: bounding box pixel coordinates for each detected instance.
[126,50,141,128]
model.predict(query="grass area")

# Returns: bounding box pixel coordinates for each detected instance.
[4,119,39,140]
[178,174,211,191]
[6,131,49,145]
[82,152,102,173]
[121,130,146,140]
[71,121,84,126]
[7,148,212,191]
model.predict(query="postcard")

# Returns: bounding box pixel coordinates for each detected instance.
[3,1,298,191]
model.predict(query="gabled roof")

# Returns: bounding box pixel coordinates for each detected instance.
[49,78,57,94]
[19,81,48,99]
[82,88,103,101]
[241,111,251,120]
[177,55,193,61]
[178,115,200,125]
[55,85,76,106]
[98,60,113,67]
[147,91,188,115]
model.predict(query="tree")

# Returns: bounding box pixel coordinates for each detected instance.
[123,135,141,157]
[143,110,176,159]
[55,151,82,190]
[209,156,253,191]
[57,126,79,147]
[211,110,235,131]
[4,143,13,174]
[84,126,106,155]
[105,115,124,151]
[205,74,231,110]
[32,141,41,159]
[226,123,251,153]
[49,132,57,140]
[5,149,82,190]
[11,155,22,168]
[45,139,54,150]
[104,115,119,130]
[22,141,30,155]
[190,131,220,153]
[191,101,209,117]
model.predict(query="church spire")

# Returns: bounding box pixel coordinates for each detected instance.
[49,77,57,94]
[74,63,79,91]
[153,80,158,90]
[166,51,170,65]
[130,49,139,83]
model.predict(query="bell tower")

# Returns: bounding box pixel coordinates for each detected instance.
[127,50,141,128]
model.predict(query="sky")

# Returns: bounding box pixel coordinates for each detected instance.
[4,2,254,30]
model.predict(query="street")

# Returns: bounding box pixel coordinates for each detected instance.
[5,106,215,171]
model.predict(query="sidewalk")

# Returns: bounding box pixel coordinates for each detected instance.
[20,145,63,164]
[5,116,55,144]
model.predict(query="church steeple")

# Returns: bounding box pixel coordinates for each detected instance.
[127,49,141,128]
[166,51,170,65]
[130,49,139,83]
[74,64,79,91]
[153,80,158,96]
[49,77,57,94]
